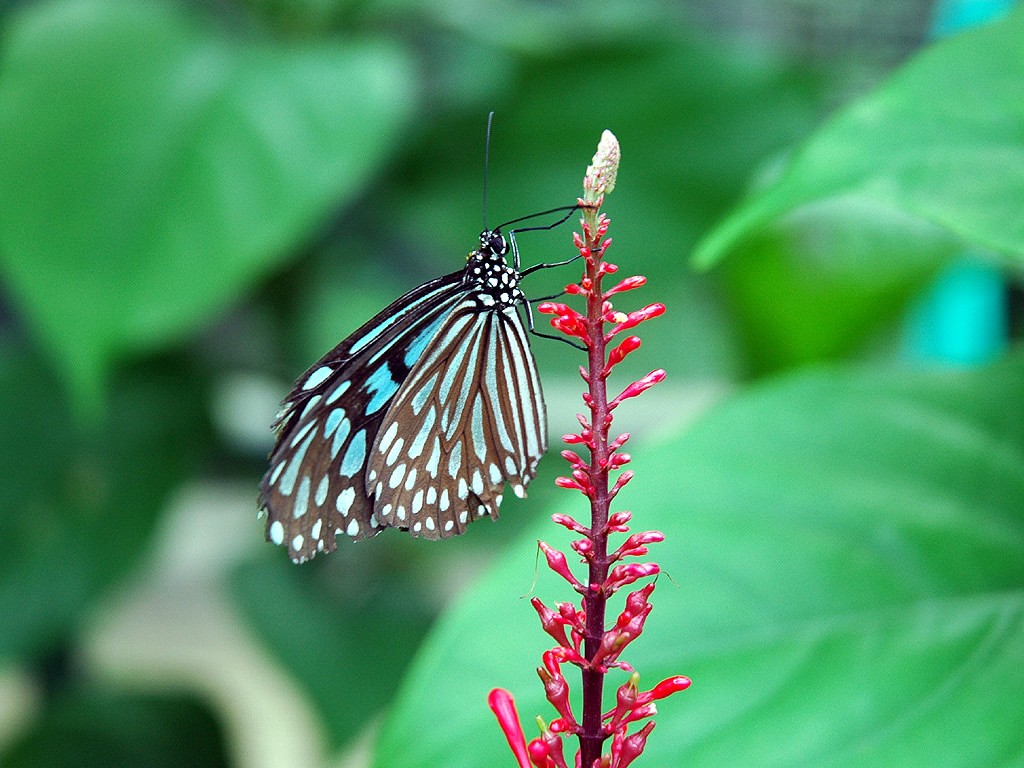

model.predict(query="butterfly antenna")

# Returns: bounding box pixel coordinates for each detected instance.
[483,111,495,231]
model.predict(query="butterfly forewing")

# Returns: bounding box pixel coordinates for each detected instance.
[260,272,468,562]
[367,303,547,538]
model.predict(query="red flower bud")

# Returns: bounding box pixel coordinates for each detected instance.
[535,723,569,768]
[487,689,531,768]
[571,538,593,557]
[527,739,555,768]
[603,336,642,377]
[561,449,586,468]
[612,530,664,561]
[608,470,634,500]
[606,303,665,339]
[611,370,666,406]
[607,452,631,470]
[613,721,656,768]
[539,542,585,591]
[532,597,571,647]
[550,513,589,535]
[603,275,646,298]
[649,676,692,701]
[536,665,576,726]
[606,510,632,532]
[604,562,659,594]
[609,433,631,451]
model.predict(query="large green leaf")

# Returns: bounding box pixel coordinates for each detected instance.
[374,358,1024,767]
[693,6,1024,269]
[229,551,435,749]
[1,688,228,768]
[0,346,210,663]
[716,202,956,375]
[0,0,415,412]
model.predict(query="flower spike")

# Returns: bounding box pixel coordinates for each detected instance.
[490,131,688,768]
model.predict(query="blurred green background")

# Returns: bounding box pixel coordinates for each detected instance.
[1,0,1022,766]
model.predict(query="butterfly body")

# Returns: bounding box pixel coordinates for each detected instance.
[260,230,547,562]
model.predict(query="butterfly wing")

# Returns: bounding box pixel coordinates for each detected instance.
[259,271,469,562]
[367,303,547,538]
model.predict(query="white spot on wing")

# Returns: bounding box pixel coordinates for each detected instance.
[448,441,462,478]
[324,408,345,438]
[315,475,329,506]
[379,422,399,453]
[386,438,404,466]
[300,394,322,420]
[336,487,356,517]
[290,420,316,448]
[426,438,441,477]
[330,414,351,459]
[280,431,316,496]
[303,366,333,390]
[409,407,436,458]
[340,430,367,477]
[294,475,311,519]
[269,461,285,486]
[269,520,284,545]
[325,379,351,404]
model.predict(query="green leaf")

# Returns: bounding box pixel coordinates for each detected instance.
[373,358,1024,768]
[693,7,1024,269]
[1,688,228,768]
[0,347,210,662]
[229,552,434,749]
[0,0,415,413]
[717,198,958,374]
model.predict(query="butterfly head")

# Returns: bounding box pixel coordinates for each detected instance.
[479,229,509,258]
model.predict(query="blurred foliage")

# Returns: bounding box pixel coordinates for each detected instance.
[2,687,228,768]
[693,5,1024,269]
[0,0,1021,766]
[0,346,210,662]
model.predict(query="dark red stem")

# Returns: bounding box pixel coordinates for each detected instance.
[580,235,612,768]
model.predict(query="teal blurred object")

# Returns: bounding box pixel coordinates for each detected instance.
[931,0,1017,34]
[907,0,1017,364]
[906,259,1007,364]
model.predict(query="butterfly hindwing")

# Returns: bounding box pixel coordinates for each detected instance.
[368,303,547,538]
[259,272,468,562]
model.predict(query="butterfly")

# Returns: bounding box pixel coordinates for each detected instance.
[259,210,576,563]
